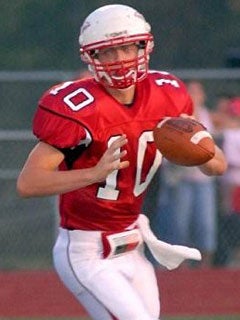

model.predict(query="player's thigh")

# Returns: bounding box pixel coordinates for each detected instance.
[86,259,158,320]
[76,289,116,320]
[53,233,118,320]
[131,249,160,319]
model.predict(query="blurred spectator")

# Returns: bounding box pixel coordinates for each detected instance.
[151,80,218,268]
[211,93,232,134]
[214,97,240,267]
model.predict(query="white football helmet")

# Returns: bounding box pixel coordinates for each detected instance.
[79,4,154,89]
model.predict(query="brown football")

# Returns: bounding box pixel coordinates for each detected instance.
[153,117,215,166]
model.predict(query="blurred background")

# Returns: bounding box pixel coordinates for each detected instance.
[1,0,240,319]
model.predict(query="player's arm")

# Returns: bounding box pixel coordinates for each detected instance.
[179,113,227,176]
[199,144,227,176]
[17,137,129,198]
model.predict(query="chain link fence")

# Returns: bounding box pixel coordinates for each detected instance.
[0,69,240,270]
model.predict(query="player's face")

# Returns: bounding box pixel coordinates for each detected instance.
[97,43,138,63]
[95,43,139,89]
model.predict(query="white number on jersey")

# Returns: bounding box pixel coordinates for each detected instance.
[97,132,162,200]
[50,81,94,111]
[149,70,180,88]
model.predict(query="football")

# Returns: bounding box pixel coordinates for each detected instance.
[153,117,215,166]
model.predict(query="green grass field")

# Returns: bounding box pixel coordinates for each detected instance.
[1,316,240,320]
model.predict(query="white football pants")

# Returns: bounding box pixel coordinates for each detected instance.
[53,227,160,320]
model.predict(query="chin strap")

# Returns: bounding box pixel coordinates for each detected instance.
[137,214,202,270]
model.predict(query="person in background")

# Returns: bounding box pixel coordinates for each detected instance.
[16,5,227,320]
[211,93,233,135]
[214,97,240,267]
[152,80,218,268]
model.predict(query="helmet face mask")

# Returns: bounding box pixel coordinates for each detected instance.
[79,5,154,89]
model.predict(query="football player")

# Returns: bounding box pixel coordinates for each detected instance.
[17,4,227,320]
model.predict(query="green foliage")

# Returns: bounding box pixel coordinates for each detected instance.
[1,0,240,70]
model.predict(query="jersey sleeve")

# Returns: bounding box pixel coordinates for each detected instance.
[165,72,194,115]
[33,79,100,149]
[149,70,194,116]
[33,92,88,149]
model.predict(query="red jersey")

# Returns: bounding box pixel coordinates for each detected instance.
[33,71,193,231]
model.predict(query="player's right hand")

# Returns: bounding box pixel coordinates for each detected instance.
[93,134,130,182]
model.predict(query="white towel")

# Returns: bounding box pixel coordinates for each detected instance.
[137,214,202,270]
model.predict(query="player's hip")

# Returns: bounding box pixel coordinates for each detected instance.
[52,227,146,294]
[53,226,143,261]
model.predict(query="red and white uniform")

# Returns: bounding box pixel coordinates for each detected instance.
[33,71,192,320]
[33,71,192,231]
